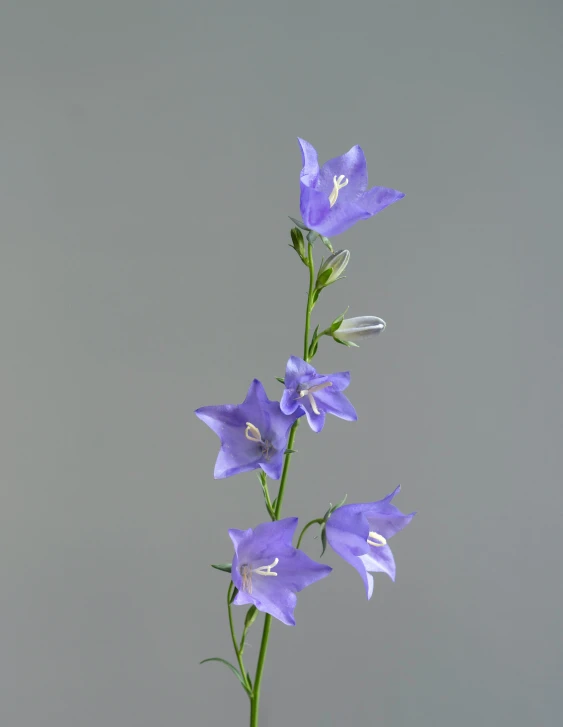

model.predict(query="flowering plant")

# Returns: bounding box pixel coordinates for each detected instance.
[196,138,415,725]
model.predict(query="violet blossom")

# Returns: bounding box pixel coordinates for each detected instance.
[230,518,332,625]
[298,138,404,237]
[325,486,415,598]
[195,379,301,480]
[280,356,357,433]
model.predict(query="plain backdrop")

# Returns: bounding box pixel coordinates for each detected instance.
[2,1,562,726]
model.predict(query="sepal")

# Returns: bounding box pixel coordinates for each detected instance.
[211,563,232,573]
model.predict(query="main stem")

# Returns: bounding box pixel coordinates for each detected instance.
[250,240,315,726]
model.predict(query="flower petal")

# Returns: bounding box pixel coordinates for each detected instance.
[280,388,299,415]
[359,544,397,581]
[214,446,260,479]
[285,356,317,388]
[324,371,350,391]
[318,144,368,199]
[300,182,331,231]
[364,486,416,540]
[307,199,371,237]
[251,518,298,554]
[303,405,326,433]
[358,186,405,215]
[247,584,298,626]
[327,534,373,599]
[325,508,370,557]
[298,138,320,185]
[316,390,357,422]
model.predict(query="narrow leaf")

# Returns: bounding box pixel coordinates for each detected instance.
[244,605,258,628]
[211,563,232,573]
[199,658,249,691]
[289,216,310,231]
[320,236,333,252]
[275,377,285,384]
[329,493,348,514]
[320,526,328,557]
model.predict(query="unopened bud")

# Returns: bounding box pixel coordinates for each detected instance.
[316,249,350,289]
[333,316,386,344]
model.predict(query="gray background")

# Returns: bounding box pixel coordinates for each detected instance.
[2,1,562,725]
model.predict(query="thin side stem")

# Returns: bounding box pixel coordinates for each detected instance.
[303,241,315,361]
[296,518,323,549]
[227,582,251,696]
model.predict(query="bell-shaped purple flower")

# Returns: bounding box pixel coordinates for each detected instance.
[280,356,357,433]
[230,518,332,626]
[325,486,415,599]
[195,379,301,480]
[298,138,404,237]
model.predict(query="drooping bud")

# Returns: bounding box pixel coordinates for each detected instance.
[333,316,386,346]
[315,249,350,290]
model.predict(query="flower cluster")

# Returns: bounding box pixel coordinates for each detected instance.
[196,139,413,722]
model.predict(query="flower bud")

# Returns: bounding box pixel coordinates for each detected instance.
[333,316,386,344]
[316,249,350,289]
[289,227,307,265]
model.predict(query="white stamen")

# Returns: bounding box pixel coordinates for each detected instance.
[367,531,387,547]
[307,392,320,415]
[295,382,333,417]
[245,422,263,443]
[328,174,349,207]
[240,557,280,594]
[253,557,279,577]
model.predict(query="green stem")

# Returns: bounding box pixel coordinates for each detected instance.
[261,476,276,520]
[274,420,299,519]
[227,582,251,696]
[296,518,323,549]
[303,241,315,361]
[250,613,271,726]
[250,237,316,726]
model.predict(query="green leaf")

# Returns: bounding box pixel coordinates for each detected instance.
[329,494,348,515]
[199,658,249,691]
[244,605,258,628]
[320,525,328,557]
[320,236,333,252]
[275,377,285,384]
[311,289,321,306]
[229,586,239,604]
[333,336,359,348]
[211,563,232,573]
[284,449,298,455]
[308,339,319,359]
[289,216,310,231]
[329,312,346,334]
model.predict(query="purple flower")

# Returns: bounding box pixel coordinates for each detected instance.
[325,486,415,599]
[229,518,332,625]
[195,379,300,480]
[298,138,404,237]
[280,356,357,433]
